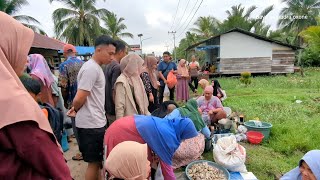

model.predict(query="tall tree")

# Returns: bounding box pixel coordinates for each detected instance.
[0,0,46,34]
[190,16,220,39]
[52,0,109,46]
[218,4,273,36]
[278,0,320,45]
[101,12,133,40]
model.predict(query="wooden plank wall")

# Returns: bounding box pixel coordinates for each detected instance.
[271,50,295,74]
[219,57,272,74]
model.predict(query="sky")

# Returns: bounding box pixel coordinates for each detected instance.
[19,0,286,56]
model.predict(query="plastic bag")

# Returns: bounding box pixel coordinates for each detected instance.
[155,163,164,180]
[164,85,170,97]
[213,135,247,172]
[167,71,177,89]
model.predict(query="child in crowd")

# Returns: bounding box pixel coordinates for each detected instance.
[20,76,48,118]
[21,76,64,144]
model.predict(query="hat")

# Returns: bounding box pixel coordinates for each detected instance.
[63,44,76,53]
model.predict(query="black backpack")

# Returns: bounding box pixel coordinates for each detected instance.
[39,103,64,144]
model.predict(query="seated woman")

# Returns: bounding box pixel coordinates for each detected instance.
[115,54,150,119]
[198,79,210,91]
[281,150,320,180]
[171,99,212,169]
[212,79,226,101]
[197,86,227,128]
[104,115,198,180]
[151,100,179,118]
[105,141,150,180]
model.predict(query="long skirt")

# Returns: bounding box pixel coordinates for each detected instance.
[176,77,189,101]
[172,133,205,169]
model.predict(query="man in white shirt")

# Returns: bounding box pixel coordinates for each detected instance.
[71,35,116,180]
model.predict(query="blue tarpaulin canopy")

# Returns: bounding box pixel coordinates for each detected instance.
[59,46,94,55]
[196,45,220,51]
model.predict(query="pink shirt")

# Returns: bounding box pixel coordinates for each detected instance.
[196,96,223,114]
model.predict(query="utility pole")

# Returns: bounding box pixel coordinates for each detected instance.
[164,44,169,51]
[168,31,177,63]
[138,34,143,55]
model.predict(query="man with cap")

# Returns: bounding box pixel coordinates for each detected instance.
[58,43,84,161]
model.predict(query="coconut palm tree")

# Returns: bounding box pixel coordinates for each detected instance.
[101,12,133,40]
[0,0,46,34]
[218,4,273,36]
[278,0,320,45]
[190,16,220,38]
[52,0,109,46]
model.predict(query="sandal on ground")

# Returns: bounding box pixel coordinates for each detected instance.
[72,153,83,161]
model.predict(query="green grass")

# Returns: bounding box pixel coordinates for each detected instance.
[196,68,320,180]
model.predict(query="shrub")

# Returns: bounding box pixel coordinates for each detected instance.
[240,71,252,86]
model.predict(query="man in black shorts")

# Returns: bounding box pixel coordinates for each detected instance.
[71,35,116,180]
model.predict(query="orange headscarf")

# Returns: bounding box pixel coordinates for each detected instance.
[105,141,150,180]
[141,56,158,89]
[177,59,189,77]
[0,12,58,146]
[120,54,149,115]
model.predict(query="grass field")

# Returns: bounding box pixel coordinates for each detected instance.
[198,68,320,180]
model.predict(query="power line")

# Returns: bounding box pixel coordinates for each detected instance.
[169,0,181,31]
[175,0,199,33]
[173,0,191,31]
[177,0,204,38]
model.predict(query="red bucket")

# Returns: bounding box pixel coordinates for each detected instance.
[247,131,264,144]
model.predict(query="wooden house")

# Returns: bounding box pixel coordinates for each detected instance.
[29,32,65,69]
[186,28,300,74]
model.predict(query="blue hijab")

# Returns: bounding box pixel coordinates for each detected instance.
[281,150,320,180]
[134,114,198,165]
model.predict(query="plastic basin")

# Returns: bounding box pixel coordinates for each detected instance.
[185,160,230,180]
[244,121,272,140]
[247,131,264,144]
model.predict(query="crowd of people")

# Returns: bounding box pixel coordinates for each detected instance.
[1,11,319,180]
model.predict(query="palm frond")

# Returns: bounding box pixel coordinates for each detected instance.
[13,15,40,24]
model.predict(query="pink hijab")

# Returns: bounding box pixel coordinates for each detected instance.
[0,12,58,146]
[105,141,150,180]
[29,54,55,87]
[141,56,158,89]
[177,59,189,76]
[120,54,149,115]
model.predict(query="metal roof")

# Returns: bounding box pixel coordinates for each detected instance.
[32,33,65,50]
[186,28,301,51]
[58,46,95,55]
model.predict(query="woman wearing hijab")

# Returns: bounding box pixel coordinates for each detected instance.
[0,12,71,179]
[29,54,56,106]
[140,56,160,113]
[151,100,179,118]
[105,141,150,180]
[281,150,320,180]
[198,79,210,91]
[104,115,198,180]
[197,86,227,126]
[115,54,150,119]
[176,59,189,102]
[212,79,225,101]
[160,99,209,169]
